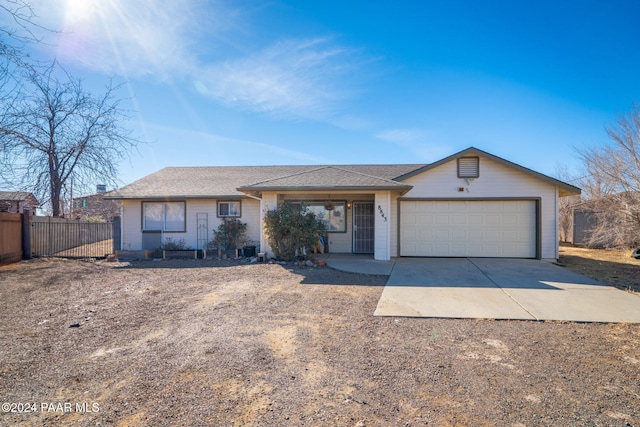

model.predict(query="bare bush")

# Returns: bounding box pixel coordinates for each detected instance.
[578,105,640,248]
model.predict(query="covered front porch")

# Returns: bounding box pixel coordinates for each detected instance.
[259,191,394,261]
[236,165,413,261]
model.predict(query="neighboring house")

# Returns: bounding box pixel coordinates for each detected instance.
[568,192,639,247]
[0,191,39,215]
[72,192,121,221]
[568,202,600,246]
[104,147,581,261]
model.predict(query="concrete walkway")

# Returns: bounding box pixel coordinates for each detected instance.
[326,255,640,323]
[323,254,396,275]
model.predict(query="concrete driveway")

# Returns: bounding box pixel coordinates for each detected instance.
[374,258,640,322]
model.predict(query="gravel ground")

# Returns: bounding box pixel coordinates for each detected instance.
[0,257,639,427]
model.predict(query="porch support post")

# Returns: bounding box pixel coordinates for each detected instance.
[260,192,278,259]
[374,191,391,261]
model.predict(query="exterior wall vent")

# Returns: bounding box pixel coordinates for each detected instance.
[457,157,479,178]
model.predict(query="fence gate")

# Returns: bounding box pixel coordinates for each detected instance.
[0,212,23,265]
[31,217,114,258]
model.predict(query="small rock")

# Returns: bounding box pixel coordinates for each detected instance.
[305,260,314,267]
[69,323,81,328]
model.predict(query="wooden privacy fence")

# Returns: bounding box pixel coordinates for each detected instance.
[31,216,114,258]
[0,212,23,265]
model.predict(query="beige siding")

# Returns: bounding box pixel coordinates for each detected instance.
[121,198,261,251]
[399,158,559,259]
[121,200,142,250]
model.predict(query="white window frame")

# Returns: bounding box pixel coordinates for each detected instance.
[217,200,241,218]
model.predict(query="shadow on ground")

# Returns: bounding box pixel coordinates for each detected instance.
[114,259,388,286]
[558,254,640,293]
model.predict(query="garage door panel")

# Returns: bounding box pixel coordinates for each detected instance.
[400,200,536,258]
[417,214,433,226]
[451,229,467,240]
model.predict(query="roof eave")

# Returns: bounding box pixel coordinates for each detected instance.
[103,194,249,200]
[396,146,582,196]
[237,185,413,193]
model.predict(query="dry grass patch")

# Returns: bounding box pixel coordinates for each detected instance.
[559,243,640,293]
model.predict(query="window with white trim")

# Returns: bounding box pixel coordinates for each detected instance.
[217,201,241,217]
[457,157,479,178]
[142,201,186,231]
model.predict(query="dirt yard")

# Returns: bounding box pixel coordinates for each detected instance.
[1,255,639,427]
[559,243,640,293]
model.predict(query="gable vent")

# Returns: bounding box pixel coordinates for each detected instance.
[457,157,479,178]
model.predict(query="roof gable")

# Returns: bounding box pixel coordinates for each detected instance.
[238,166,412,192]
[396,147,581,197]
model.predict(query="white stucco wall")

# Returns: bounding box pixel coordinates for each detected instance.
[398,157,560,260]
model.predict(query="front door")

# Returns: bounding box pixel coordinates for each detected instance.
[353,202,375,254]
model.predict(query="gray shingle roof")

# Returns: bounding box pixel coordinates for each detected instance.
[238,166,413,191]
[0,191,39,204]
[104,164,426,199]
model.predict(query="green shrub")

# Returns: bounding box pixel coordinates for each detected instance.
[162,237,190,250]
[208,218,248,250]
[263,202,326,261]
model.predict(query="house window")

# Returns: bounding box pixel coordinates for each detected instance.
[458,157,479,178]
[305,201,347,233]
[142,201,186,232]
[217,201,241,218]
[81,199,87,208]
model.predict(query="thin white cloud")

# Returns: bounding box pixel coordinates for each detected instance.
[376,128,428,146]
[143,122,330,165]
[25,0,365,119]
[376,128,454,162]
[193,37,356,117]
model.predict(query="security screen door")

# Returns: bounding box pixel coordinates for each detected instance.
[352,202,375,254]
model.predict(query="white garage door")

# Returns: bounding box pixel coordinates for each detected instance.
[400,200,537,258]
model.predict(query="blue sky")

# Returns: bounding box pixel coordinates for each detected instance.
[10,0,640,189]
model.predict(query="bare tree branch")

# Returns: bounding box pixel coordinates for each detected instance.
[0,61,140,216]
[577,104,640,249]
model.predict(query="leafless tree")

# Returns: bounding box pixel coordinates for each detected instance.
[0,0,45,86]
[0,62,139,216]
[577,104,640,248]
[554,164,581,243]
